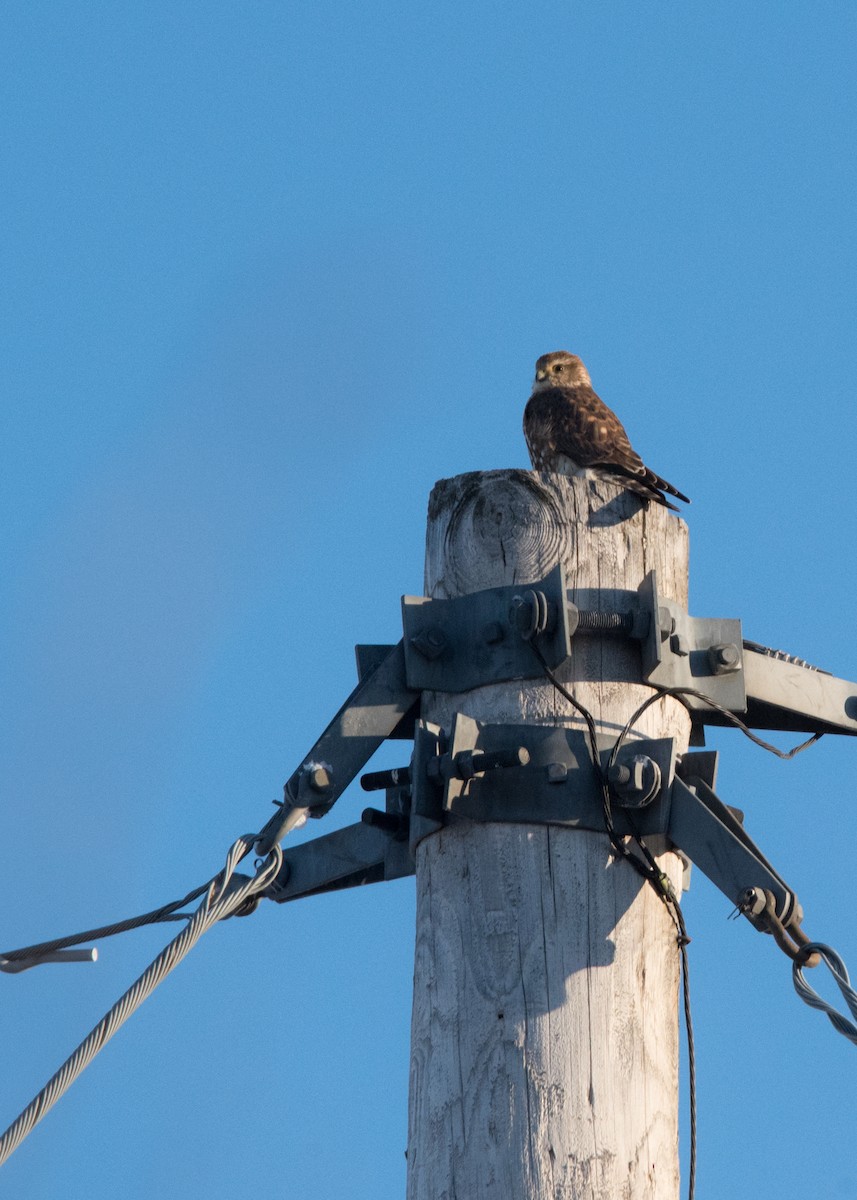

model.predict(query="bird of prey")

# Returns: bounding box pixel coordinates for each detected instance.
[523,350,689,511]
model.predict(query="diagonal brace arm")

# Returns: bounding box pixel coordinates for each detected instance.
[255,641,420,855]
[669,774,801,928]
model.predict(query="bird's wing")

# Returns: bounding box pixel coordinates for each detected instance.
[526,385,689,506]
[526,384,641,468]
[596,458,690,506]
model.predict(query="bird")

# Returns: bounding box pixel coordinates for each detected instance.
[523,350,689,511]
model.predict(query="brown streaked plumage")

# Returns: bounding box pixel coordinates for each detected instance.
[523,350,689,511]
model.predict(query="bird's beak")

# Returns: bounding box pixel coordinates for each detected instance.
[535,369,547,383]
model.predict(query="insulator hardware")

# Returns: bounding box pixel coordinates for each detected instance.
[738,885,803,932]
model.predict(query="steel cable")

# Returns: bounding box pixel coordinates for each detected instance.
[0,834,281,1167]
[793,943,857,1047]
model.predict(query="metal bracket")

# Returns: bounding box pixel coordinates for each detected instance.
[637,575,857,733]
[639,572,747,713]
[255,640,420,854]
[401,715,804,936]
[407,713,677,844]
[401,566,752,717]
[259,695,806,944]
[668,771,801,928]
[354,644,418,738]
[737,644,857,736]
[419,717,805,936]
[253,561,857,911]
[401,564,575,692]
[264,820,414,903]
[399,560,857,737]
[407,720,445,858]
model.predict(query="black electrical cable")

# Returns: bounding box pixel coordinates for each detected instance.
[530,641,698,1200]
[529,642,669,886]
[0,881,212,965]
[532,644,827,1200]
[608,684,823,765]
[678,925,696,1199]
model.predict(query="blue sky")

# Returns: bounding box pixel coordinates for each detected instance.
[2,4,856,1197]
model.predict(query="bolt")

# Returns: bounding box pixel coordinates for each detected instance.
[607,754,662,807]
[708,642,740,674]
[410,626,449,660]
[482,621,505,645]
[511,589,553,640]
[670,632,690,656]
[308,766,332,792]
[546,762,568,783]
[361,765,412,792]
[455,746,530,780]
[608,763,632,788]
[428,745,530,783]
[361,808,409,838]
[576,609,635,634]
[740,887,766,917]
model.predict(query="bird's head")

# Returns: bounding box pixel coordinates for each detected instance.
[533,350,591,390]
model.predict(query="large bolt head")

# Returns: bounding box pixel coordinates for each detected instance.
[308,766,332,792]
[708,642,740,674]
[608,754,662,807]
[410,626,449,660]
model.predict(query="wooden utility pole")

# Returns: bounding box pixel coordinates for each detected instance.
[406,469,691,1200]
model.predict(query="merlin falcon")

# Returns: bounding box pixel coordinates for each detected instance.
[524,350,689,511]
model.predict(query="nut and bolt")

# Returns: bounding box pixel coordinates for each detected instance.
[511,589,554,640]
[670,632,691,656]
[307,766,332,792]
[739,886,767,917]
[410,626,449,660]
[607,754,662,807]
[708,642,741,674]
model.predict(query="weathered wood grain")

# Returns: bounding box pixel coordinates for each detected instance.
[407,471,690,1200]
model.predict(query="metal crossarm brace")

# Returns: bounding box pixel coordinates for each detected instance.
[255,641,420,855]
[264,821,414,903]
[732,644,857,736]
[400,565,857,733]
[258,710,808,935]
[668,773,801,927]
[254,560,857,902]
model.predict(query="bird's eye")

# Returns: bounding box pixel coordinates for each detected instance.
[552,364,563,374]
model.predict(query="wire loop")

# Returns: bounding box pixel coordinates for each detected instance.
[793,943,857,1048]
